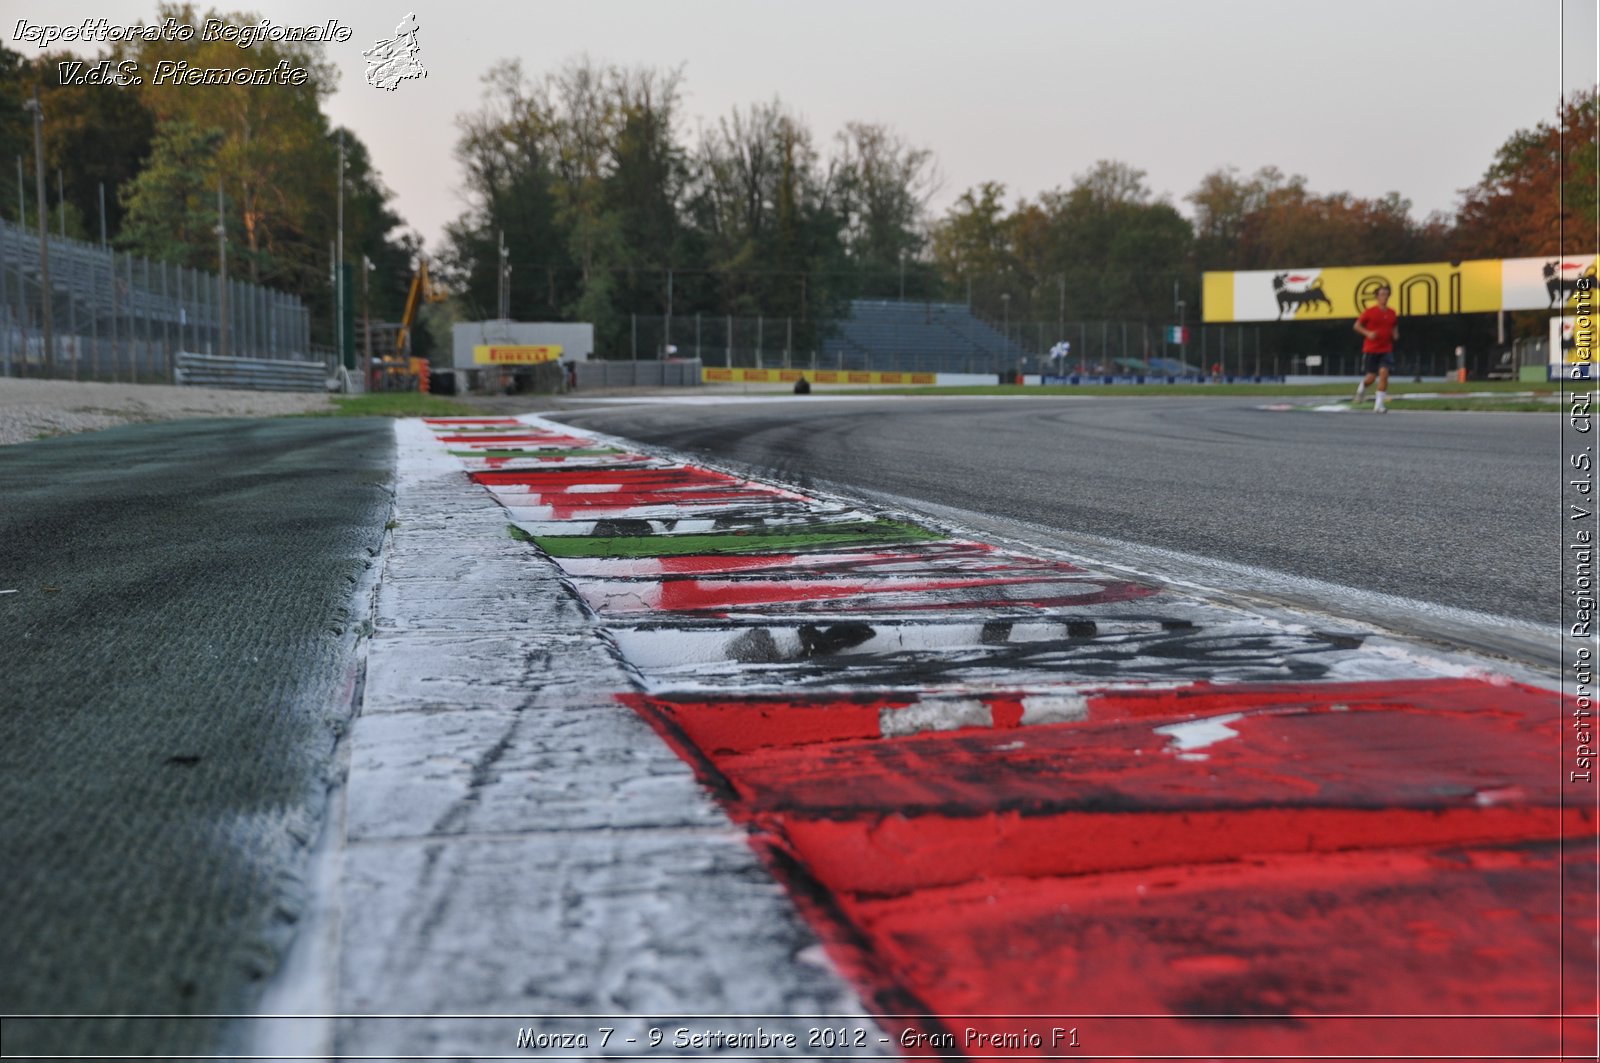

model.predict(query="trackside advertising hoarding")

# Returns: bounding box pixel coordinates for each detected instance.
[703,368,937,385]
[1203,255,1598,322]
[472,345,562,365]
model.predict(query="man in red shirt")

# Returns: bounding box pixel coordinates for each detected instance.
[1352,284,1398,413]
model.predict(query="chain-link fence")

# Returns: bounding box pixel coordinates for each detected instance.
[620,308,1215,375]
[1,218,315,382]
[620,313,830,369]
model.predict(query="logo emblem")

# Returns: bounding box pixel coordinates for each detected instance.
[364,13,426,91]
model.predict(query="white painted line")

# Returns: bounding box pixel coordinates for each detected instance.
[840,485,1561,679]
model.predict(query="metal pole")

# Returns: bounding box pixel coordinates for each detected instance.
[756,313,763,368]
[362,255,372,362]
[125,253,135,381]
[1178,300,1187,374]
[665,267,672,355]
[30,89,54,376]
[16,156,24,230]
[726,314,731,367]
[631,312,637,360]
[217,184,228,358]
[1058,275,1064,340]
[56,169,64,239]
[99,182,107,248]
[0,224,9,376]
[157,257,170,377]
[336,132,345,367]
[1001,294,1009,377]
[109,251,120,372]
[142,257,152,379]
[497,229,508,320]
[66,213,77,380]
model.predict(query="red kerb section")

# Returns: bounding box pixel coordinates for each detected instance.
[620,676,1594,1058]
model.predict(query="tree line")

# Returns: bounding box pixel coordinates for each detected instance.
[446,62,1594,357]
[3,6,1594,358]
[0,3,416,354]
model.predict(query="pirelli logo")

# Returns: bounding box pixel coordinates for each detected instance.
[473,345,563,365]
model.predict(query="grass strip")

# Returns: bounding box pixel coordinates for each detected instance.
[512,519,943,557]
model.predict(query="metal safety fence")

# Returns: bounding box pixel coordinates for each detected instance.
[0,217,316,383]
[622,309,1208,375]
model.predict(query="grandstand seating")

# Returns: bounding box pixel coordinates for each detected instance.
[819,299,1030,373]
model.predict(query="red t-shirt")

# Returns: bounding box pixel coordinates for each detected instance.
[1358,305,1398,353]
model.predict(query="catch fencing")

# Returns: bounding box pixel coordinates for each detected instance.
[0,217,317,383]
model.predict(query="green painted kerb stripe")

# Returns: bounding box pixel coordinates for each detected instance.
[449,447,623,458]
[510,520,943,557]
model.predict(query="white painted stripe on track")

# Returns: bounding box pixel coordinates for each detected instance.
[282,418,886,1058]
[498,413,1553,692]
[839,485,1561,680]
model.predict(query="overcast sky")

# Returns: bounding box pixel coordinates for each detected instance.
[7,0,1598,251]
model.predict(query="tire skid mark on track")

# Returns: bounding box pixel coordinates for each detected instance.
[417,414,1592,1060]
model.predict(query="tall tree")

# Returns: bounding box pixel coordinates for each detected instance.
[833,121,939,297]
[685,98,848,327]
[445,59,574,321]
[0,43,29,226]
[929,181,1014,299]
[116,2,338,288]
[118,120,225,267]
[1454,88,1598,257]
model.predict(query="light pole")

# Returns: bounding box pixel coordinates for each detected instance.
[1001,292,1011,381]
[1177,298,1187,375]
[217,183,228,358]
[497,230,510,321]
[336,131,345,368]
[362,255,373,363]
[25,89,52,376]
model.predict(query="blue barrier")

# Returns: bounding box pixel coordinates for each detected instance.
[1039,374,1284,386]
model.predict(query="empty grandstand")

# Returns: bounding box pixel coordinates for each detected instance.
[820,299,1029,373]
[1,218,315,381]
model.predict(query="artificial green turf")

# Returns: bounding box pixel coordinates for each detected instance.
[513,519,943,557]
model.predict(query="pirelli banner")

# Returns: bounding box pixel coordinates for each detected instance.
[473,344,562,365]
[703,368,937,385]
[1203,255,1598,323]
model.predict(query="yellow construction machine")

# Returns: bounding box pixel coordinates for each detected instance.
[370,257,448,392]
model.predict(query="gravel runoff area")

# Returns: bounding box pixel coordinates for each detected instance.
[0,377,335,445]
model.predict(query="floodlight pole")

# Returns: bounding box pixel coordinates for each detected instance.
[27,89,53,376]
[1177,299,1187,374]
[217,183,229,358]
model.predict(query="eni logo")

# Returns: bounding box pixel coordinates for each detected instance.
[1354,265,1464,315]
[1271,273,1331,318]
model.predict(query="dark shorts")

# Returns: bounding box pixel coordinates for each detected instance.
[1363,352,1394,374]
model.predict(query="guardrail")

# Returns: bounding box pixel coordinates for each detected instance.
[175,351,328,392]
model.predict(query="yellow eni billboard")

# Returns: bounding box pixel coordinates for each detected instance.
[472,344,563,365]
[1203,256,1598,323]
